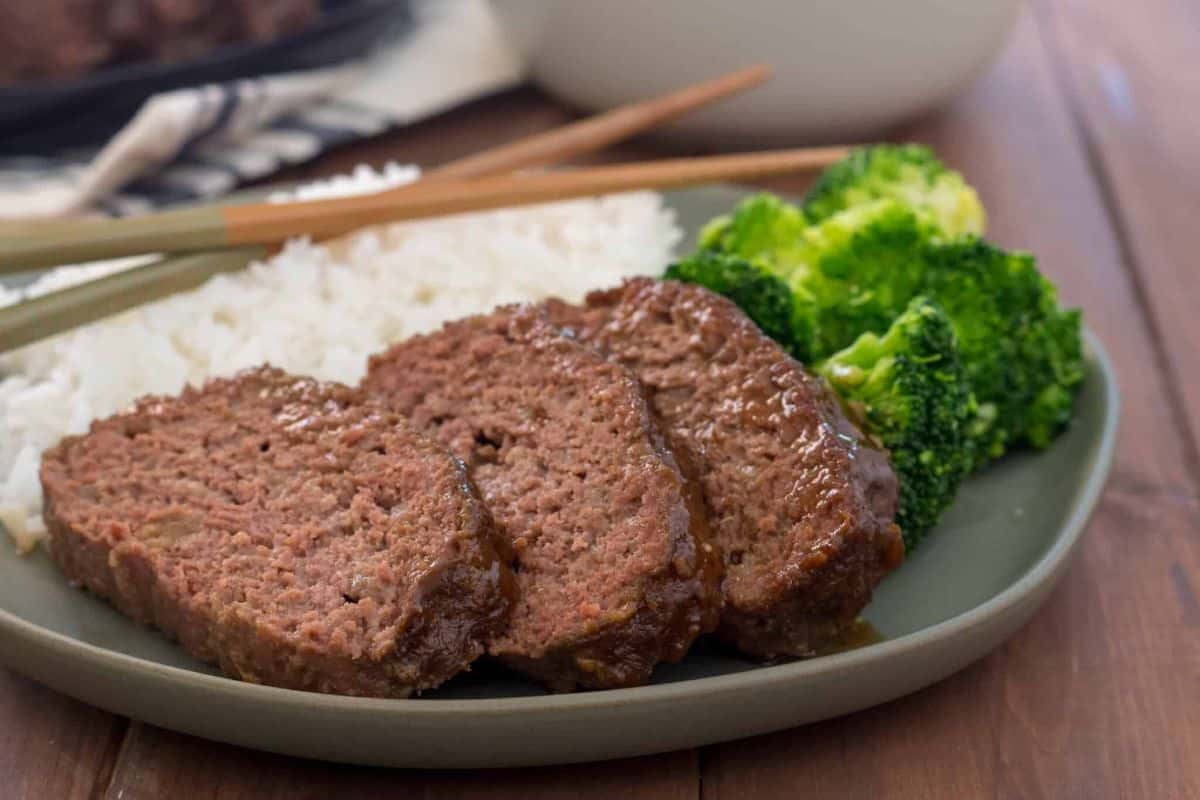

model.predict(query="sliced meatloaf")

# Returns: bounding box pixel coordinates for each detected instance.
[362,305,722,691]
[41,366,513,698]
[544,278,904,658]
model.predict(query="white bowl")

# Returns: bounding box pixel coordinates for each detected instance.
[490,0,1022,145]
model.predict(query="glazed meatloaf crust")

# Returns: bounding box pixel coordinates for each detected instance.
[362,305,722,691]
[544,278,904,658]
[41,366,513,697]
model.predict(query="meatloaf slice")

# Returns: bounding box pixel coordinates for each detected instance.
[41,366,513,698]
[544,278,904,658]
[362,305,722,691]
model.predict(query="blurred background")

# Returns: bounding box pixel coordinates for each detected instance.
[0,0,1020,218]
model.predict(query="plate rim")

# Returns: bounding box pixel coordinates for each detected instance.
[0,331,1120,716]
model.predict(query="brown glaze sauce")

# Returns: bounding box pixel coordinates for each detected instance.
[814,618,886,656]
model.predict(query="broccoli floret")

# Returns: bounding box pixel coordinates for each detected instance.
[699,195,936,361]
[698,193,807,259]
[696,196,1089,465]
[664,251,802,352]
[803,144,986,239]
[692,178,1082,466]
[780,200,937,361]
[665,255,977,546]
[816,297,974,549]
[919,239,1084,463]
[1021,308,1085,448]
[694,193,1083,466]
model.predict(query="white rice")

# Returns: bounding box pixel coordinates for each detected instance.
[0,165,682,552]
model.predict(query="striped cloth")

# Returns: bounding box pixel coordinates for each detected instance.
[0,0,523,218]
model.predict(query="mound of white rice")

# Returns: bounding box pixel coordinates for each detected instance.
[0,165,682,552]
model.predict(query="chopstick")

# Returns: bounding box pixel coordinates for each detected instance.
[1,147,846,270]
[0,146,850,353]
[235,147,849,242]
[212,64,770,256]
[0,65,787,352]
[428,65,771,180]
[0,65,771,273]
[0,247,272,353]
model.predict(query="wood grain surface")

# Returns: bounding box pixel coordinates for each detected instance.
[1,8,1196,799]
[1034,0,1200,454]
[104,724,698,800]
[0,672,126,800]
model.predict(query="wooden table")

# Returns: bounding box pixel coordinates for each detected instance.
[3,5,1198,798]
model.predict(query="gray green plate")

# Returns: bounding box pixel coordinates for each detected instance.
[0,186,1118,767]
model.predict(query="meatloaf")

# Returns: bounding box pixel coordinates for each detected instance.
[362,305,722,691]
[41,366,512,697]
[544,278,904,658]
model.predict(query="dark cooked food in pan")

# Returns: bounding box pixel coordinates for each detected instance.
[0,0,320,86]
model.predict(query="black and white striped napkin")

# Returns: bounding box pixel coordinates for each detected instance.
[0,0,523,218]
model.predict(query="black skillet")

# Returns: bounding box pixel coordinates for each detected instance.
[0,0,413,154]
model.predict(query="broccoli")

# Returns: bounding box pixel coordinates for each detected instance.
[1021,309,1085,448]
[685,192,1084,467]
[696,194,936,359]
[816,297,974,549]
[664,251,802,352]
[666,251,980,545]
[699,193,807,255]
[780,200,938,361]
[701,195,937,361]
[802,144,986,239]
[918,238,1084,463]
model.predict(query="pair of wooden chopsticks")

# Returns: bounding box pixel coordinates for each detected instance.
[2,146,847,272]
[0,66,848,352]
[3,65,787,272]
